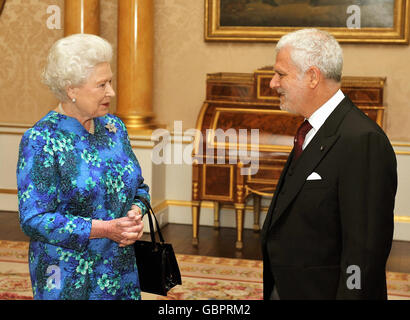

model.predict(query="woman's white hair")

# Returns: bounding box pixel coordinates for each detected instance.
[42,33,113,101]
[276,28,343,82]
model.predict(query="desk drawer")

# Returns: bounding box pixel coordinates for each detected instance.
[201,164,234,202]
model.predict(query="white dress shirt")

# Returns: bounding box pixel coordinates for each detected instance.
[303,89,345,150]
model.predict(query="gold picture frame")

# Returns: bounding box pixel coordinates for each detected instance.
[205,0,410,44]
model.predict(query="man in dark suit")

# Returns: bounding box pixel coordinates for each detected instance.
[261,28,397,300]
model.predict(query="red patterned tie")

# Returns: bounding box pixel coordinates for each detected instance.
[293,120,312,161]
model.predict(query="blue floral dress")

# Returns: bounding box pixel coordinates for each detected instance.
[16,111,150,300]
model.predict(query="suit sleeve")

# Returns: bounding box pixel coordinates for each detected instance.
[336,131,397,299]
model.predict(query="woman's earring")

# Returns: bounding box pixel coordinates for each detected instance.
[72,98,76,103]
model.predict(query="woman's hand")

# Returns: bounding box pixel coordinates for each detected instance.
[119,205,144,247]
[90,205,144,247]
[108,208,144,247]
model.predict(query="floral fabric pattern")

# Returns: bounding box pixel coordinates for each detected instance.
[16,111,150,300]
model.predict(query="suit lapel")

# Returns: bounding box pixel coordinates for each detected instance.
[267,97,354,230]
[261,149,294,238]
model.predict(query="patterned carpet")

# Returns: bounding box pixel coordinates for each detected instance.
[0,240,409,300]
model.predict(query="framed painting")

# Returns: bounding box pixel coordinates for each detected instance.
[205,0,410,44]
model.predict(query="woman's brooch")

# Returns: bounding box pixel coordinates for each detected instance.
[105,123,117,133]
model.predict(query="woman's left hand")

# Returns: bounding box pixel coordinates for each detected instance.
[118,205,144,247]
[128,204,142,217]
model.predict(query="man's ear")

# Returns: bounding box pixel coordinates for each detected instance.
[307,66,321,89]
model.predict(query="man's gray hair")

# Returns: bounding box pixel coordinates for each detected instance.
[276,28,343,82]
[42,33,113,101]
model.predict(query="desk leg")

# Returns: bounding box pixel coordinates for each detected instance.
[213,201,220,229]
[192,202,200,246]
[235,206,244,250]
[253,194,261,232]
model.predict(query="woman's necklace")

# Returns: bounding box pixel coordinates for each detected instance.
[58,103,95,134]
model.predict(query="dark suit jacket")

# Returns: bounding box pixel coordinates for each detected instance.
[261,96,397,300]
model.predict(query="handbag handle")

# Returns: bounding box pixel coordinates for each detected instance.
[137,197,165,246]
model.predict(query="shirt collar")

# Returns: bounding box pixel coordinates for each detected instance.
[307,89,345,131]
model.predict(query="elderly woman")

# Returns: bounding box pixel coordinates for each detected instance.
[16,34,150,300]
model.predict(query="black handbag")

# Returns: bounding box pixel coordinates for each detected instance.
[133,198,182,296]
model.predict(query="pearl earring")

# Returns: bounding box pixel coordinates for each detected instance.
[72,98,76,103]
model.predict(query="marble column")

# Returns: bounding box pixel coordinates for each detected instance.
[116,0,158,134]
[64,0,100,36]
